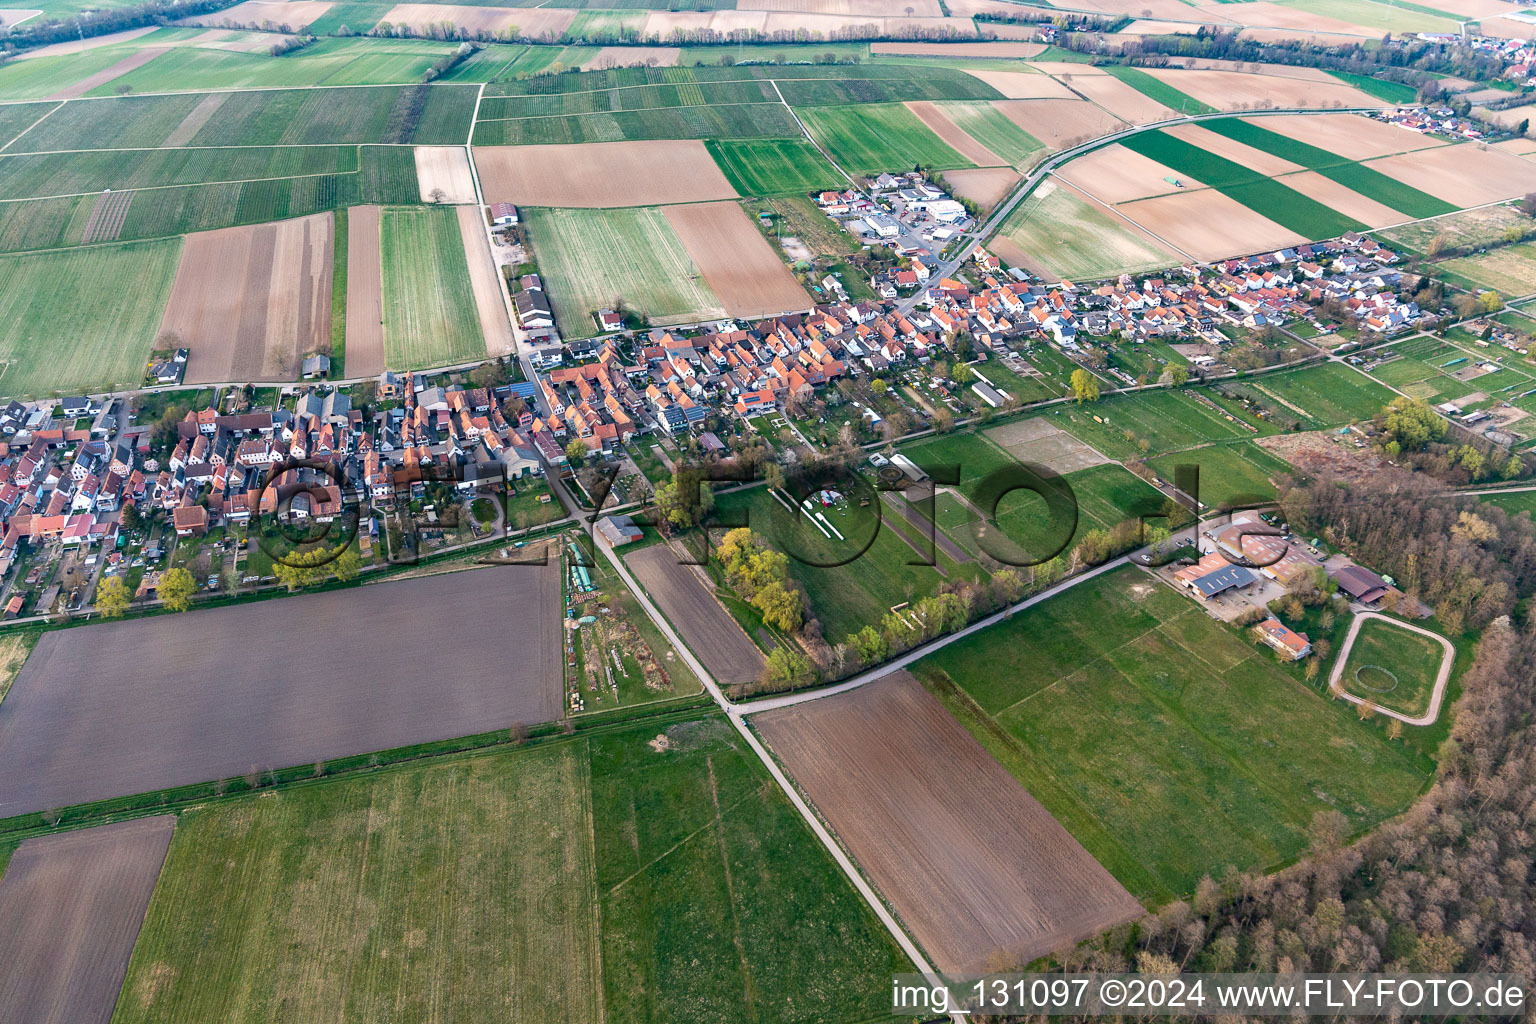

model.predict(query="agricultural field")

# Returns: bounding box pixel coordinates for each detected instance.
[378,205,487,369]
[1197,117,1456,220]
[624,542,764,687]
[6,85,478,151]
[1101,64,1216,115]
[115,719,912,1024]
[0,817,175,1024]
[704,138,844,196]
[0,565,561,816]
[0,238,181,397]
[662,201,811,320]
[522,206,725,338]
[79,37,468,93]
[1338,616,1450,719]
[931,100,1044,168]
[1118,129,1367,241]
[990,180,1180,282]
[912,566,1433,901]
[160,212,334,383]
[756,672,1141,974]
[475,139,737,208]
[797,102,975,177]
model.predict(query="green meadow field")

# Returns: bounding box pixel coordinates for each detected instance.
[0,239,181,396]
[797,103,974,176]
[115,721,913,1024]
[914,566,1432,902]
[706,138,844,196]
[523,206,724,338]
[379,206,486,369]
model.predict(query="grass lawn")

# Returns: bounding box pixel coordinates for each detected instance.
[1340,617,1447,718]
[1050,389,1271,460]
[1101,65,1217,115]
[913,566,1433,902]
[523,206,724,339]
[114,720,913,1024]
[0,238,181,397]
[1147,440,1293,508]
[1379,203,1535,255]
[711,485,985,644]
[1252,362,1397,426]
[1481,489,1536,517]
[1438,244,1536,297]
[705,138,844,196]
[1120,130,1367,241]
[797,102,974,177]
[993,180,1179,282]
[379,205,485,369]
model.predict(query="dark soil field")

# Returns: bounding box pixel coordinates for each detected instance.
[624,543,763,687]
[756,671,1142,974]
[0,816,175,1024]
[0,564,561,816]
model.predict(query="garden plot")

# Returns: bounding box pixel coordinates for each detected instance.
[0,564,562,816]
[474,140,737,208]
[755,671,1141,974]
[0,817,175,1024]
[159,212,333,383]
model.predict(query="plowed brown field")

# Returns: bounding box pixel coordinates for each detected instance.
[944,166,1021,210]
[1251,113,1446,160]
[0,816,175,1024]
[180,0,333,29]
[625,542,764,687]
[474,140,738,208]
[456,205,516,357]
[756,672,1142,974]
[415,146,476,204]
[995,98,1124,148]
[159,212,333,384]
[0,564,562,815]
[344,204,385,377]
[1365,143,1536,206]
[663,201,811,320]
[381,3,573,37]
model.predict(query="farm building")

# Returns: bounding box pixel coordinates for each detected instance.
[597,515,643,547]
[1213,514,1288,566]
[491,203,519,227]
[1332,564,1391,604]
[1174,552,1258,601]
[1255,618,1312,660]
